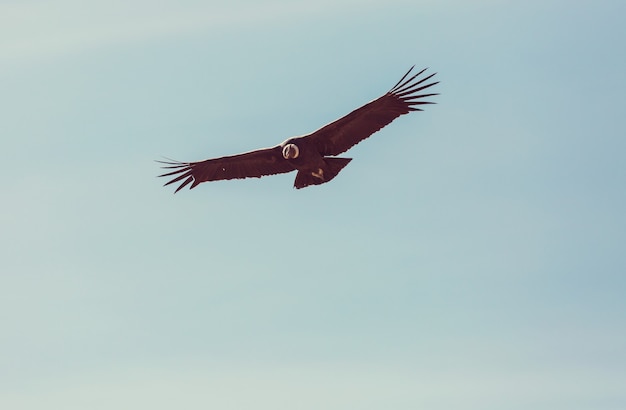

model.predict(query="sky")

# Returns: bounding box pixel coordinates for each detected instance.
[1,0,625,409]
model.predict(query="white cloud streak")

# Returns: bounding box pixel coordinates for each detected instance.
[0,0,386,65]
[2,361,624,410]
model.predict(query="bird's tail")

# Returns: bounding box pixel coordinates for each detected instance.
[294,157,352,189]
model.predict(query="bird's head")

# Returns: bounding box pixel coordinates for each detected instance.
[282,143,300,159]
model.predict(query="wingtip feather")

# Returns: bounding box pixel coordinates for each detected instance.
[173,177,194,193]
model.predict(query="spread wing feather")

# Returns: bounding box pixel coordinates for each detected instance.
[158,146,295,193]
[309,66,438,156]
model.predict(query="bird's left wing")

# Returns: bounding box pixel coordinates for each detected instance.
[158,145,295,193]
[308,66,438,156]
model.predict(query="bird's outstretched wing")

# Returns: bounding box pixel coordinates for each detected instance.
[158,146,295,193]
[308,66,438,156]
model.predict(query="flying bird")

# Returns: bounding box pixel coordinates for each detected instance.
[159,66,438,192]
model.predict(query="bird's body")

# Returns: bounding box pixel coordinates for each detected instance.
[280,136,352,189]
[159,66,438,192]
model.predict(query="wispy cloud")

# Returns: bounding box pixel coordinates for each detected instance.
[3,360,625,410]
[0,0,382,65]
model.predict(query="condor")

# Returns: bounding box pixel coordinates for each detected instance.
[159,66,438,192]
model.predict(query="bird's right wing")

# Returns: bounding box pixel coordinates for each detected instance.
[158,145,295,193]
[308,67,438,156]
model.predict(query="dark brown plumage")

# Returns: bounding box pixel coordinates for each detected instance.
[159,66,438,192]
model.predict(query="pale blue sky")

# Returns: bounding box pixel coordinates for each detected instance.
[1,1,625,409]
